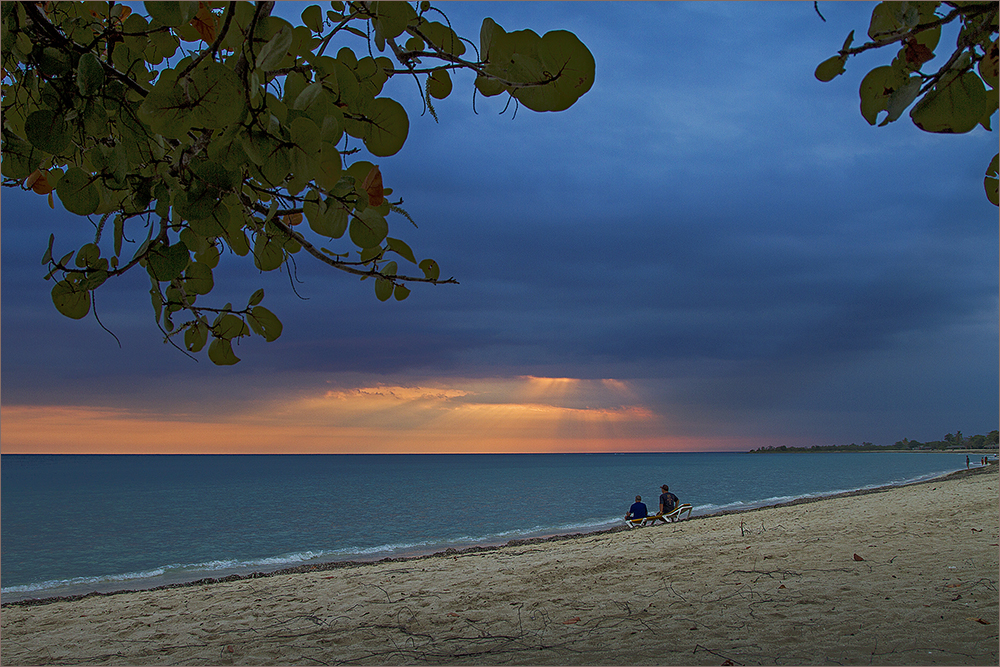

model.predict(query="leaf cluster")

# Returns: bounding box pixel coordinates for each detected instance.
[0,1,595,363]
[816,1,999,205]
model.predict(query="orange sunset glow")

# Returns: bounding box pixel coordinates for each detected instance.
[0,376,743,454]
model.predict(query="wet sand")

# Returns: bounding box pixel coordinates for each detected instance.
[2,466,997,665]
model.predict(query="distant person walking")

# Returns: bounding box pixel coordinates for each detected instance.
[967,455,970,469]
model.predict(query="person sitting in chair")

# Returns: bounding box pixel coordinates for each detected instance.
[625,495,648,524]
[646,484,680,525]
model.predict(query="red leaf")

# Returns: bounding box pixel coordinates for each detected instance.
[362,165,384,207]
[563,616,581,624]
[853,553,865,561]
[191,3,218,43]
[904,39,934,67]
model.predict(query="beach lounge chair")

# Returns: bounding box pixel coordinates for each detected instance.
[645,503,693,524]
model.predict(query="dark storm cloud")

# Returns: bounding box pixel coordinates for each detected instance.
[2,2,996,447]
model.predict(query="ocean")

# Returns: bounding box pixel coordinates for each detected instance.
[0,451,971,603]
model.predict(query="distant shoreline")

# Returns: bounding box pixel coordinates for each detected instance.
[5,464,992,609]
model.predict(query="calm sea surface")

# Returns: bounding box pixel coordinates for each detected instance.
[1,452,970,602]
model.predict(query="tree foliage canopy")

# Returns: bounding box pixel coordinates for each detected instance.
[1,1,594,364]
[815,1,998,205]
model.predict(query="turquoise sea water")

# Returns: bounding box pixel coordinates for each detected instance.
[0,451,971,602]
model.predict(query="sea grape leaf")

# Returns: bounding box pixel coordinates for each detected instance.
[910,71,992,133]
[56,167,100,216]
[881,75,922,125]
[76,52,105,96]
[985,153,999,206]
[25,110,70,155]
[815,55,847,82]
[859,65,908,125]
[214,313,249,340]
[427,68,452,99]
[183,261,214,295]
[146,241,189,282]
[184,320,209,352]
[980,39,999,90]
[361,97,409,157]
[254,233,286,271]
[51,279,91,319]
[386,237,416,264]
[248,305,283,341]
[256,25,293,71]
[370,1,417,41]
[419,258,440,280]
[143,1,198,27]
[374,276,393,301]
[301,4,323,32]
[349,208,388,249]
[208,337,240,365]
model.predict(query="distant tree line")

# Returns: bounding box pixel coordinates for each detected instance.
[749,430,1000,453]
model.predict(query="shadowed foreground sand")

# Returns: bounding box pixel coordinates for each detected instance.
[2,467,997,666]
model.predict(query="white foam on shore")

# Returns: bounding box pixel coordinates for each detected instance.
[2,466,966,604]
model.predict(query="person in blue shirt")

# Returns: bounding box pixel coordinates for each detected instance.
[625,495,648,524]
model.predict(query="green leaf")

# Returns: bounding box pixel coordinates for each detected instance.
[303,190,348,238]
[859,65,907,126]
[183,261,214,295]
[248,288,265,306]
[985,153,999,207]
[76,52,105,96]
[349,208,389,249]
[374,276,394,301]
[420,20,465,57]
[361,97,409,157]
[427,68,452,99]
[146,241,189,282]
[253,233,285,271]
[301,4,323,32]
[41,234,55,265]
[815,55,847,82]
[910,71,992,133]
[208,337,241,365]
[370,1,417,40]
[419,258,440,281]
[144,1,198,27]
[214,313,249,340]
[881,75,922,125]
[256,25,293,71]
[248,306,283,341]
[386,237,416,264]
[75,243,101,268]
[56,167,100,216]
[979,38,998,90]
[184,320,209,352]
[139,62,244,138]
[25,110,70,155]
[393,284,411,301]
[51,279,91,319]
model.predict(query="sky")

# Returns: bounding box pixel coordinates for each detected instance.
[1,1,997,454]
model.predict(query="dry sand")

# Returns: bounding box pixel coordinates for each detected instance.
[2,466,997,666]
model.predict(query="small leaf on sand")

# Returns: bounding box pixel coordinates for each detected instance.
[563,616,580,624]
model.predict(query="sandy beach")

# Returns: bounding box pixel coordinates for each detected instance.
[2,466,997,666]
